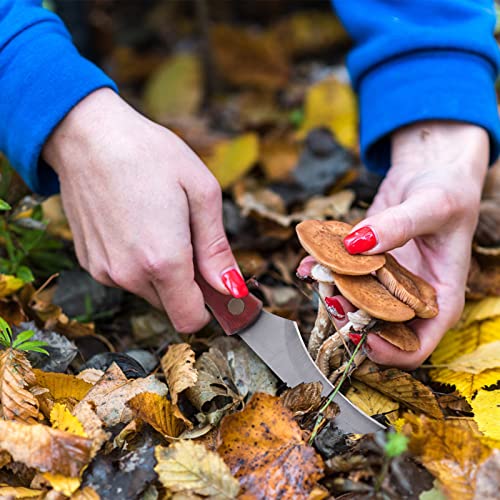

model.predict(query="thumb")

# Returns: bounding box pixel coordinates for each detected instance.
[189,185,248,299]
[344,194,453,254]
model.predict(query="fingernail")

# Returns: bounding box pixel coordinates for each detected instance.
[344,226,377,254]
[349,333,363,345]
[221,268,249,298]
[325,296,345,320]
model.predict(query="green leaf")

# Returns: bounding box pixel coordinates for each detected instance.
[0,317,12,337]
[16,266,34,283]
[16,340,49,355]
[384,431,409,458]
[12,329,35,348]
[0,199,11,211]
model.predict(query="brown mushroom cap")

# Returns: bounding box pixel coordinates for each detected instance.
[376,254,438,319]
[372,321,420,352]
[332,272,415,322]
[296,220,386,275]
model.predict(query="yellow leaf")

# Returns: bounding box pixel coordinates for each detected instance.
[161,343,198,406]
[461,297,500,326]
[204,133,259,189]
[155,440,240,498]
[128,392,188,439]
[0,348,39,423]
[143,53,202,121]
[448,341,500,374]
[70,486,100,499]
[50,403,87,437]
[345,380,399,418]
[0,485,43,498]
[217,393,324,499]
[430,318,500,401]
[402,413,491,500]
[43,474,81,497]
[260,136,300,181]
[34,370,93,401]
[0,274,24,298]
[297,77,358,150]
[471,390,500,441]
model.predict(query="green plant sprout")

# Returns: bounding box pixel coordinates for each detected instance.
[0,316,49,355]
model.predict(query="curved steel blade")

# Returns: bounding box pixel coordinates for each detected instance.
[238,309,385,434]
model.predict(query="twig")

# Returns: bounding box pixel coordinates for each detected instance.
[308,332,367,445]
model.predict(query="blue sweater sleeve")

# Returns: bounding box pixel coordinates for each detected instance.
[0,0,117,195]
[332,0,500,174]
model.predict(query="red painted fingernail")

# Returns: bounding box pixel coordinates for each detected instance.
[349,333,363,345]
[344,226,377,254]
[325,296,345,319]
[221,268,249,298]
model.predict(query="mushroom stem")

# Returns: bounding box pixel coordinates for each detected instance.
[308,281,334,359]
[338,309,375,335]
[315,331,349,376]
[328,351,367,385]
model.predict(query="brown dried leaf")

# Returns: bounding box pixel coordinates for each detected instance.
[161,343,198,405]
[345,380,399,419]
[75,363,168,427]
[70,486,100,500]
[280,382,323,417]
[128,392,188,440]
[0,419,92,476]
[71,401,109,457]
[0,485,43,498]
[474,449,500,500]
[211,24,289,90]
[402,413,491,500]
[34,370,93,402]
[0,348,39,423]
[218,393,324,498]
[354,360,442,418]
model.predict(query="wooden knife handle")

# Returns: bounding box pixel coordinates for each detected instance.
[195,271,263,335]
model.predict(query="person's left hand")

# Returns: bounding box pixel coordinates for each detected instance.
[298,121,489,369]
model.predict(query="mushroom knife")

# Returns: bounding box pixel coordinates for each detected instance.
[196,274,384,434]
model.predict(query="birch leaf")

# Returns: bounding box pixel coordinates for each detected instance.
[0,486,43,498]
[0,348,39,423]
[161,343,198,405]
[34,369,93,401]
[448,341,500,374]
[154,440,239,499]
[345,380,399,419]
[471,390,500,441]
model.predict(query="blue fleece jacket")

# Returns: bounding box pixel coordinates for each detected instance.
[0,0,499,194]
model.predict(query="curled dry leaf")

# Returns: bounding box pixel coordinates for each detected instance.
[354,360,442,419]
[75,363,168,427]
[0,419,92,476]
[280,381,323,417]
[402,413,491,500]
[161,343,198,406]
[0,348,39,423]
[430,318,500,402]
[77,368,104,385]
[345,380,399,421]
[154,440,240,499]
[127,392,189,440]
[471,390,500,441]
[217,393,324,499]
[71,401,109,457]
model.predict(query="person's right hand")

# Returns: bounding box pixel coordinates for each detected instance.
[42,88,247,333]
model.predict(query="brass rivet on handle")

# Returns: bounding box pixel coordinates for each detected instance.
[227,298,245,315]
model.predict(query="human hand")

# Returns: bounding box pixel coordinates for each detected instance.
[300,121,489,369]
[42,89,246,333]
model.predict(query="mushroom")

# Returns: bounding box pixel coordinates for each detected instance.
[376,254,438,319]
[307,263,336,358]
[296,220,386,275]
[371,321,420,352]
[315,331,349,376]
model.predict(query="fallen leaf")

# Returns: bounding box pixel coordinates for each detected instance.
[289,191,355,222]
[0,419,92,476]
[43,473,81,497]
[204,133,259,190]
[161,343,198,406]
[260,135,300,181]
[75,363,168,427]
[0,274,24,298]
[297,77,358,150]
[402,413,491,500]
[471,389,500,441]
[71,401,110,456]
[0,486,43,498]
[128,392,188,439]
[50,403,86,436]
[0,348,39,423]
[474,448,500,500]
[155,440,240,499]
[211,24,289,89]
[345,380,399,419]
[77,368,104,385]
[34,369,93,401]
[70,486,100,499]
[218,393,324,498]
[430,318,500,401]
[186,348,242,426]
[42,195,72,240]
[280,381,323,417]
[143,53,202,121]
[460,297,500,326]
[354,361,442,418]
[448,341,500,373]
[233,249,267,278]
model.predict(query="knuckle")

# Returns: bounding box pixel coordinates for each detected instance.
[140,250,191,280]
[205,234,231,261]
[172,315,208,334]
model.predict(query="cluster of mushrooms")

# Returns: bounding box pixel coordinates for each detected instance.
[296,220,438,383]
